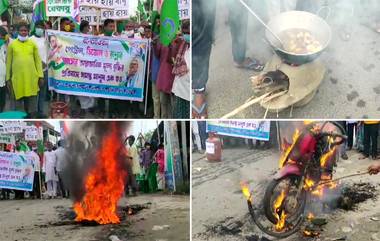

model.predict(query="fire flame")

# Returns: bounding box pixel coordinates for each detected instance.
[310,174,337,198]
[240,181,253,204]
[303,230,320,237]
[320,137,336,168]
[303,176,315,190]
[274,190,287,231]
[307,212,315,220]
[74,124,127,224]
[279,129,301,168]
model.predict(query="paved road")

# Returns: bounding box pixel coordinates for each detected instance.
[206,1,380,119]
[0,194,189,241]
[192,147,380,241]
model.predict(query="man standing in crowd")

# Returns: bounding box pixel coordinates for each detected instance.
[43,142,58,199]
[30,20,48,117]
[360,121,380,160]
[60,18,73,32]
[6,22,43,117]
[126,135,140,196]
[27,144,41,199]
[55,140,68,198]
[77,20,95,117]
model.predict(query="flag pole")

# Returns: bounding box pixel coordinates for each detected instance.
[144,39,151,116]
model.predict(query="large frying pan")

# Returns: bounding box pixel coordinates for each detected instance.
[266,11,332,65]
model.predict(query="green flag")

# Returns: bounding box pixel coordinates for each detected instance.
[160,0,179,46]
[138,0,148,21]
[0,0,9,15]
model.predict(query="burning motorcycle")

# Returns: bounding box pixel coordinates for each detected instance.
[247,121,347,238]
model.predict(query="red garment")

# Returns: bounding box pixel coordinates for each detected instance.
[156,149,165,173]
[154,42,175,94]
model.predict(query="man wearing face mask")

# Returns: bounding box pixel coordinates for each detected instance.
[122,22,136,39]
[6,22,43,117]
[60,18,72,32]
[99,19,119,117]
[0,26,8,112]
[30,20,48,117]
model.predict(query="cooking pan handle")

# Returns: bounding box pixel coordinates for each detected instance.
[317,6,331,21]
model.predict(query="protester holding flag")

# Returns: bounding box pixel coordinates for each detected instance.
[6,22,43,117]
[154,0,180,119]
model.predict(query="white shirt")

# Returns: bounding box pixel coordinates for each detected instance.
[30,35,48,70]
[43,151,58,181]
[55,147,67,172]
[172,49,190,101]
[0,44,6,87]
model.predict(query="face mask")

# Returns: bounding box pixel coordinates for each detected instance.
[183,34,190,43]
[0,39,4,48]
[104,29,113,36]
[18,35,28,42]
[64,25,71,32]
[35,28,44,37]
[126,30,134,37]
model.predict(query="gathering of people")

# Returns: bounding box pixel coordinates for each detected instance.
[0,134,166,200]
[0,13,190,119]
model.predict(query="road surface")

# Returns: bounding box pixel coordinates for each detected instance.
[192,147,380,240]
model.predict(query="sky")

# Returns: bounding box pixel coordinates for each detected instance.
[46,120,160,137]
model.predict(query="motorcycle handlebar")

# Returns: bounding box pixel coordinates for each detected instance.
[319,132,347,147]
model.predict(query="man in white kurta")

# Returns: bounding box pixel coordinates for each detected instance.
[43,143,58,198]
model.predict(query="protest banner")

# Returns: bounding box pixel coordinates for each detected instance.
[0,134,15,145]
[178,0,190,20]
[45,0,75,17]
[47,30,149,101]
[0,121,24,134]
[0,152,35,191]
[79,6,100,25]
[24,126,43,141]
[79,0,129,24]
[206,121,271,141]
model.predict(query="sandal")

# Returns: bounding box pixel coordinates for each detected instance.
[192,93,208,119]
[235,57,264,72]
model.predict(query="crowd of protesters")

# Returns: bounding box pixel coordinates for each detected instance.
[0,15,190,119]
[124,135,165,196]
[0,135,166,200]
[0,140,68,200]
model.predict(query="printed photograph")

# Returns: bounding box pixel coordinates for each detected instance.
[0,0,190,119]
[192,0,380,119]
[0,120,190,241]
[192,120,380,241]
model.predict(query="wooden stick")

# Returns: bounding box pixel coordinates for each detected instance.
[221,90,288,119]
[221,93,271,119]
[314,171,370,188]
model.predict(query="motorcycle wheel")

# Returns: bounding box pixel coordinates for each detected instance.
[263,175,307,224]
